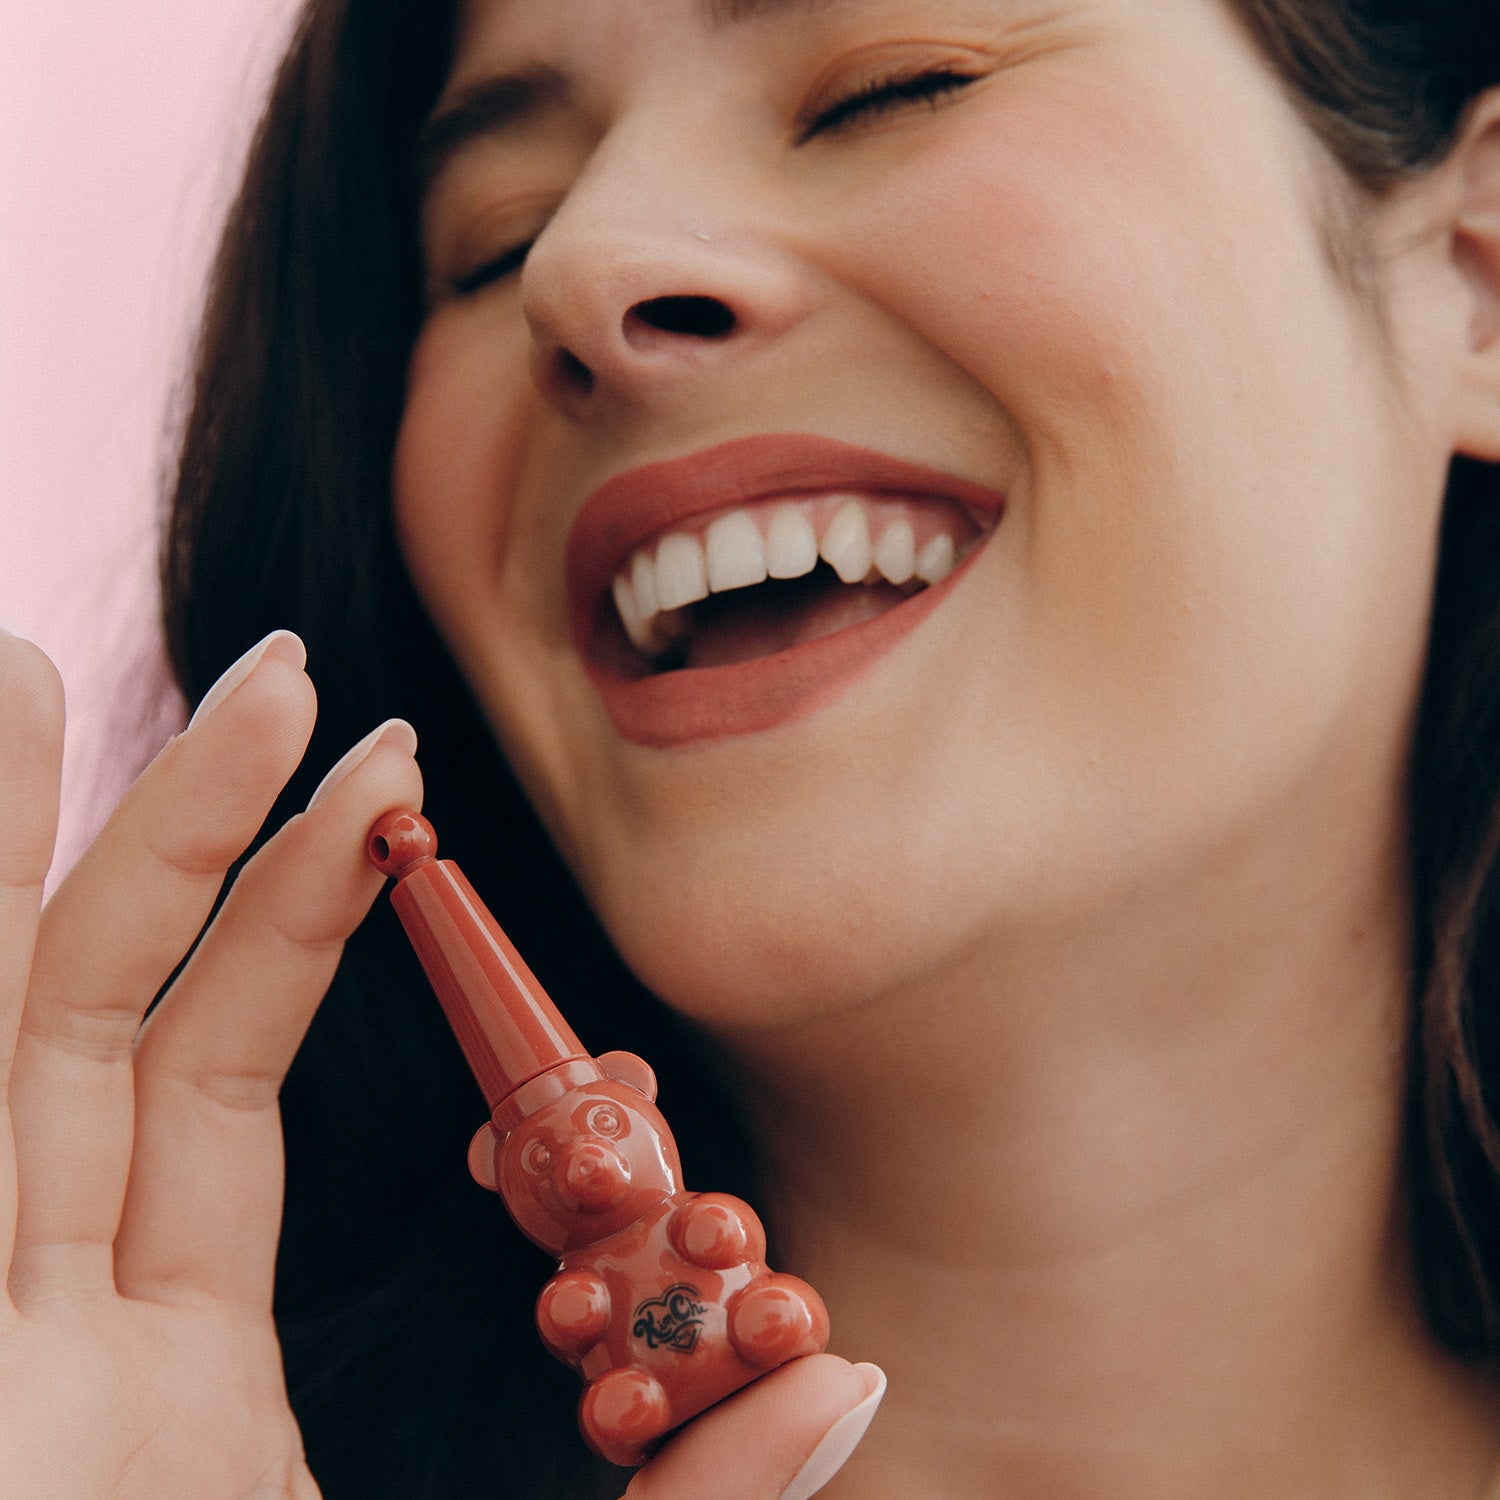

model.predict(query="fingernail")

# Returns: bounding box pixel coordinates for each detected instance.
[187,630,306,731]
[779,1364,887,1500]
[306,718,418,811]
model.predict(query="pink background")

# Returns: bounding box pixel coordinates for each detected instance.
[1,0,304,883]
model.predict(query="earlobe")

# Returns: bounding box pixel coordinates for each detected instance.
[1450,92,1500,462]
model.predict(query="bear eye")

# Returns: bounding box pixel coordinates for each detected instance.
[586,1104,623,1137]
[524,1140,553,1174]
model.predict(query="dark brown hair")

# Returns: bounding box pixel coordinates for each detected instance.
[162,2,1500,1492]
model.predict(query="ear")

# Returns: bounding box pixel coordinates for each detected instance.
[1449,90,1500,462]
[599,1049,658,1101]
[468,1121,503,1192]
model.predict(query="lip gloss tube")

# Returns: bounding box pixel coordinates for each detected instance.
[367,809,830,1469]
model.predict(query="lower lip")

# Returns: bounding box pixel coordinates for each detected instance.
[582,546,985,749]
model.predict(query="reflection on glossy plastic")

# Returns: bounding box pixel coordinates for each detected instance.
[368,809,830,1468]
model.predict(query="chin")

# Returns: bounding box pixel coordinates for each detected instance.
[574,814,984,1033]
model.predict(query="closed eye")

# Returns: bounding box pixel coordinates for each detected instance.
[801,68,979,141]
[450,239,535,298]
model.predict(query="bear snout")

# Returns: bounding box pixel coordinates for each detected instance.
[556,1138,633,1213]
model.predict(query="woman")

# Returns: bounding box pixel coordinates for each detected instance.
[3,0,1500,1494]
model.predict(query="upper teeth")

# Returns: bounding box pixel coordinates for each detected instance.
[610,493,969,655]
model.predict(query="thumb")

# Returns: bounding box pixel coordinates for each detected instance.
[624,1356,887,1500]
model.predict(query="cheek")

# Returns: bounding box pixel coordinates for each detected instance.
[395,308,584,632]
[815,52,1420,740]
[394,314,519,612]
[393,311,619,853]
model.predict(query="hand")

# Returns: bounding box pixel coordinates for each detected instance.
[624,1358,887,1500]
[0,627,422,1499]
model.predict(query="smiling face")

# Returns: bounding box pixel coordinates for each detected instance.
[393,0,1458,1030]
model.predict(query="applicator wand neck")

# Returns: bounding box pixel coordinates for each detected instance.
[366,810,595,1114]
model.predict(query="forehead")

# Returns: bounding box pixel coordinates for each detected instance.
[446,0,922,81]
[455,0,847,43]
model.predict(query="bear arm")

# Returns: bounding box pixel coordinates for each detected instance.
[669,1192,767,1269]
[537,1267,612,1356]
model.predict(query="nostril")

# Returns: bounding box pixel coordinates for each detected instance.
[557,348,594,396]
[625,295,736,342]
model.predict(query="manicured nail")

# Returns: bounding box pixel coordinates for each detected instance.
[779,1365,886,1500]
[187,630,306,730]
[306,718,418,811]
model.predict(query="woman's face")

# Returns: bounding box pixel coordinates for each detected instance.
[394,0,1456,1027]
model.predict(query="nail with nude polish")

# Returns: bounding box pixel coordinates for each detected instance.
[306,718,418,811]
[187,629,306,731]
[779,1364,887,1500]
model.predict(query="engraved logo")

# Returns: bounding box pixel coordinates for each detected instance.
[632,1284,708,1354]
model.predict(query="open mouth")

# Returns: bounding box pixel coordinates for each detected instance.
[599,491,989,677]
[566,434,1006,746]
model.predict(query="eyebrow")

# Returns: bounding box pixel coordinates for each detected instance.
[414,67,567,201]
[700,0,838,22]
[415,0,841,200]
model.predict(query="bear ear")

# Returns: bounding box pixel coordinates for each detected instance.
[467,1122,503,1192]
[598,1050,658,1102]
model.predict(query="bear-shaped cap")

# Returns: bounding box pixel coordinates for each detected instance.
[371,809,831,1469]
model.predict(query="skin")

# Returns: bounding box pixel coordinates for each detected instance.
[4,1,1500,1498]
[0,627,873,1500]
[394,0,1500,1495]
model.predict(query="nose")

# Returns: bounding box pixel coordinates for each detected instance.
[554,1139,632,1214]
[520,160,814,414]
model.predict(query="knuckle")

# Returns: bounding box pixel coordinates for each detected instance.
[20,992,142,1061]
[140,1054,284,1116]
[229,842,349,954]
[186,1065,284,1115]
[141,822,239,884]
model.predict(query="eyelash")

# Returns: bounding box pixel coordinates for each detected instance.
[802,67,979,139]
[450,239,535,299]
[446,69,978,297]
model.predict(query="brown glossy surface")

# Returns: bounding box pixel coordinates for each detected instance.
[369,809,830,1467]
[368,811,592,1110]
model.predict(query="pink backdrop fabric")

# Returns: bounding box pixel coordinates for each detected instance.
[1,0,304,888]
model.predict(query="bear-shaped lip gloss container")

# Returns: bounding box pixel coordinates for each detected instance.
[367,809,831,1468]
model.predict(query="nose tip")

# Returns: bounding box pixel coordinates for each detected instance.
[520,210,812,414]
[556,1140,632,1213]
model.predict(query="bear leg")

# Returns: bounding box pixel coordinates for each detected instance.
[579,1366,674,1468]
[727,1272,831,1369]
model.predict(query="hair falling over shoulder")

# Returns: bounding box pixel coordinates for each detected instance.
[161,0,1500,1492]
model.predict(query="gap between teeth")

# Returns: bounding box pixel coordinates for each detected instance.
[611,496,967,656]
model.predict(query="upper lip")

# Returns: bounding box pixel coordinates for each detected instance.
[565,432,1008,649]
